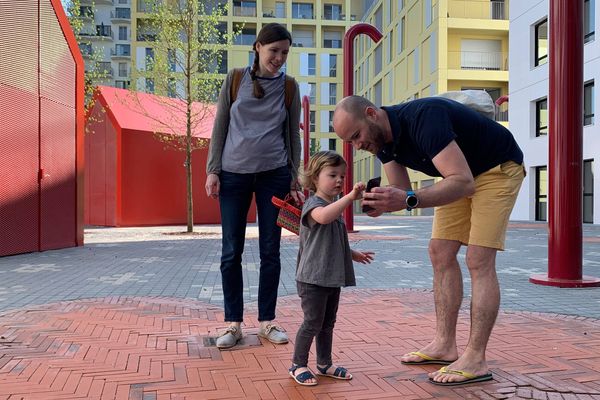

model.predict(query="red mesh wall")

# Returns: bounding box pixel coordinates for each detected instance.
[85,102,117,226]
[39,0,77,250]
[0,1,40,256]
[0,0,82,256]
[120,131,227,226]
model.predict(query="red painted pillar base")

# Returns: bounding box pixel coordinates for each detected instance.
[529,274,600,288]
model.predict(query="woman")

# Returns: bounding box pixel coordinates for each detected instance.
[205,23,301,349]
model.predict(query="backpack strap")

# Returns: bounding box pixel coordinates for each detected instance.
[231,68,295,110]
[229,67,245,105]
[284,75,296,110]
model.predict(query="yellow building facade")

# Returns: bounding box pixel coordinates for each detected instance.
[353,0,509,215]
[130,0,371,160]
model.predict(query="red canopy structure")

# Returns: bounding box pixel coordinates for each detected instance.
[85,86,256,226]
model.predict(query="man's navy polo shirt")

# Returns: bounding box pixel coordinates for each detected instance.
[377,97,523,177]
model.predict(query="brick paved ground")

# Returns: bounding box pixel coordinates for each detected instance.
[1,216,600,399]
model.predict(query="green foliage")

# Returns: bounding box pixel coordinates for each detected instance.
[128,0,238,232]
[64,0,111,110]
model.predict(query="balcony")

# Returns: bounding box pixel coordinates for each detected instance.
[233,5,256,17]
[448,0,508,20]
[449,51,506,71]
[111,8,131,22]
[111,45,131,59]
[95,62,113,77]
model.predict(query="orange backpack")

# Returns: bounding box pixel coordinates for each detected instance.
[229,68,296,110]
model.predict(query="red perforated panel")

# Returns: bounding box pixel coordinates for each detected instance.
[39,0,77,250]
[0,0,40,257]
[0,84,40,256]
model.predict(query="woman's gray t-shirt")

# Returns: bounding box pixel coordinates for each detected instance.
[296,196,356,288]
[222,68,288,174]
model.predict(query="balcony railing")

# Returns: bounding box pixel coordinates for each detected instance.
[262,8,285,18]
[233,5,256,17]
[449,51,507,71]
[448,0,509,20]
[111,8,131,20]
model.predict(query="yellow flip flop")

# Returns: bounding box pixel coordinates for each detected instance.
[429,366,493,386]
[401,351,456,365]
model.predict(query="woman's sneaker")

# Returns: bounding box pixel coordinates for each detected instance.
[258,323,288,344]
[216,326,242,349]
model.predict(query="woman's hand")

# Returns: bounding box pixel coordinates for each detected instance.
[352,250,375,264]
[205,173,220,199]
[289,179,304,204]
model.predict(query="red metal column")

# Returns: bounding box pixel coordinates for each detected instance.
[302,95,310,199]
[530,0,600,287]
[342,23,382,232]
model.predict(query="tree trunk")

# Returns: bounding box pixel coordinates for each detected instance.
[185,24,194,234]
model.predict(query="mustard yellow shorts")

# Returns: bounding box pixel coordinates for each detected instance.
[431,161,525,250]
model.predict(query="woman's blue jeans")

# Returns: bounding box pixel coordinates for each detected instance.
[218,166,291,322]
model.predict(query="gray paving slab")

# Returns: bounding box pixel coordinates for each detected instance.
[1,216,600,318]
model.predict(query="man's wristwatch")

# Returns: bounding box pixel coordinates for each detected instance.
[405,190,419,211]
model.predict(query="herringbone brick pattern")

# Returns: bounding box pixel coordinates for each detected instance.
[1,290,599,399]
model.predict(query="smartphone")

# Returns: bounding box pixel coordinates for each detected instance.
[362,176,381,213]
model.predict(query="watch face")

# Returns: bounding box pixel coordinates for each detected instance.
[406,195,418,208]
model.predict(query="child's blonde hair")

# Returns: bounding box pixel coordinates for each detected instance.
[301,151,347,192]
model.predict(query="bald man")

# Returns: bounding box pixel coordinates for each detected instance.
[333,95,524,386]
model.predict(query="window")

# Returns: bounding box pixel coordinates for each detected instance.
[397,17,405,54]
[115,44,130,56]
[168,49,176,72]
[324,4,342,20]
[118,26,128,40]
[308,54,316,75]
[309,83,316,104]
[329,83,336,105]
[329,110,335,132]
[292,2,313,19]
[233,1,256,17]
[114,7,130,19]
[218,50,228,74]
[584,159,594,223]
[309,111,315,132]
[115,80,129,89]
[585,0,595,43]
[536,98,548,136]
[118,62,127,77]
[329,138,337,151]
[146,77,154,93]
[234,27,256,45]
[167,78,177,98]
[535,19,548,66]
[145,47,154,70]
[207,22,227,44]
[329,54,337,77]
[584,81,595,125]
[535,166,547,221]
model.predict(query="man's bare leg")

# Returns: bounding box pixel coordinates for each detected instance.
[429,244,498,383]
[400,239,462,363]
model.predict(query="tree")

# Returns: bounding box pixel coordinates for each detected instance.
[129,0,236,233]
[64,0,111,110]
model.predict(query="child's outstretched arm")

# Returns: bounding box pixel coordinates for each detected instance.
[310,182,366,225]
[351,249,375,264]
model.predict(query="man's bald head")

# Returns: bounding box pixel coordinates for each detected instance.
[334,96,377,124]
[333,96,389,155]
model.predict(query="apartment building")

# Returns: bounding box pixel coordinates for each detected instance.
[76,0,132,89]
[354,0,509,215]
[509,0,597,223]
[76,0,386,165]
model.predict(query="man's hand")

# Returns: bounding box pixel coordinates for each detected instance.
[205,173,220,199]
[362,186,406,213]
